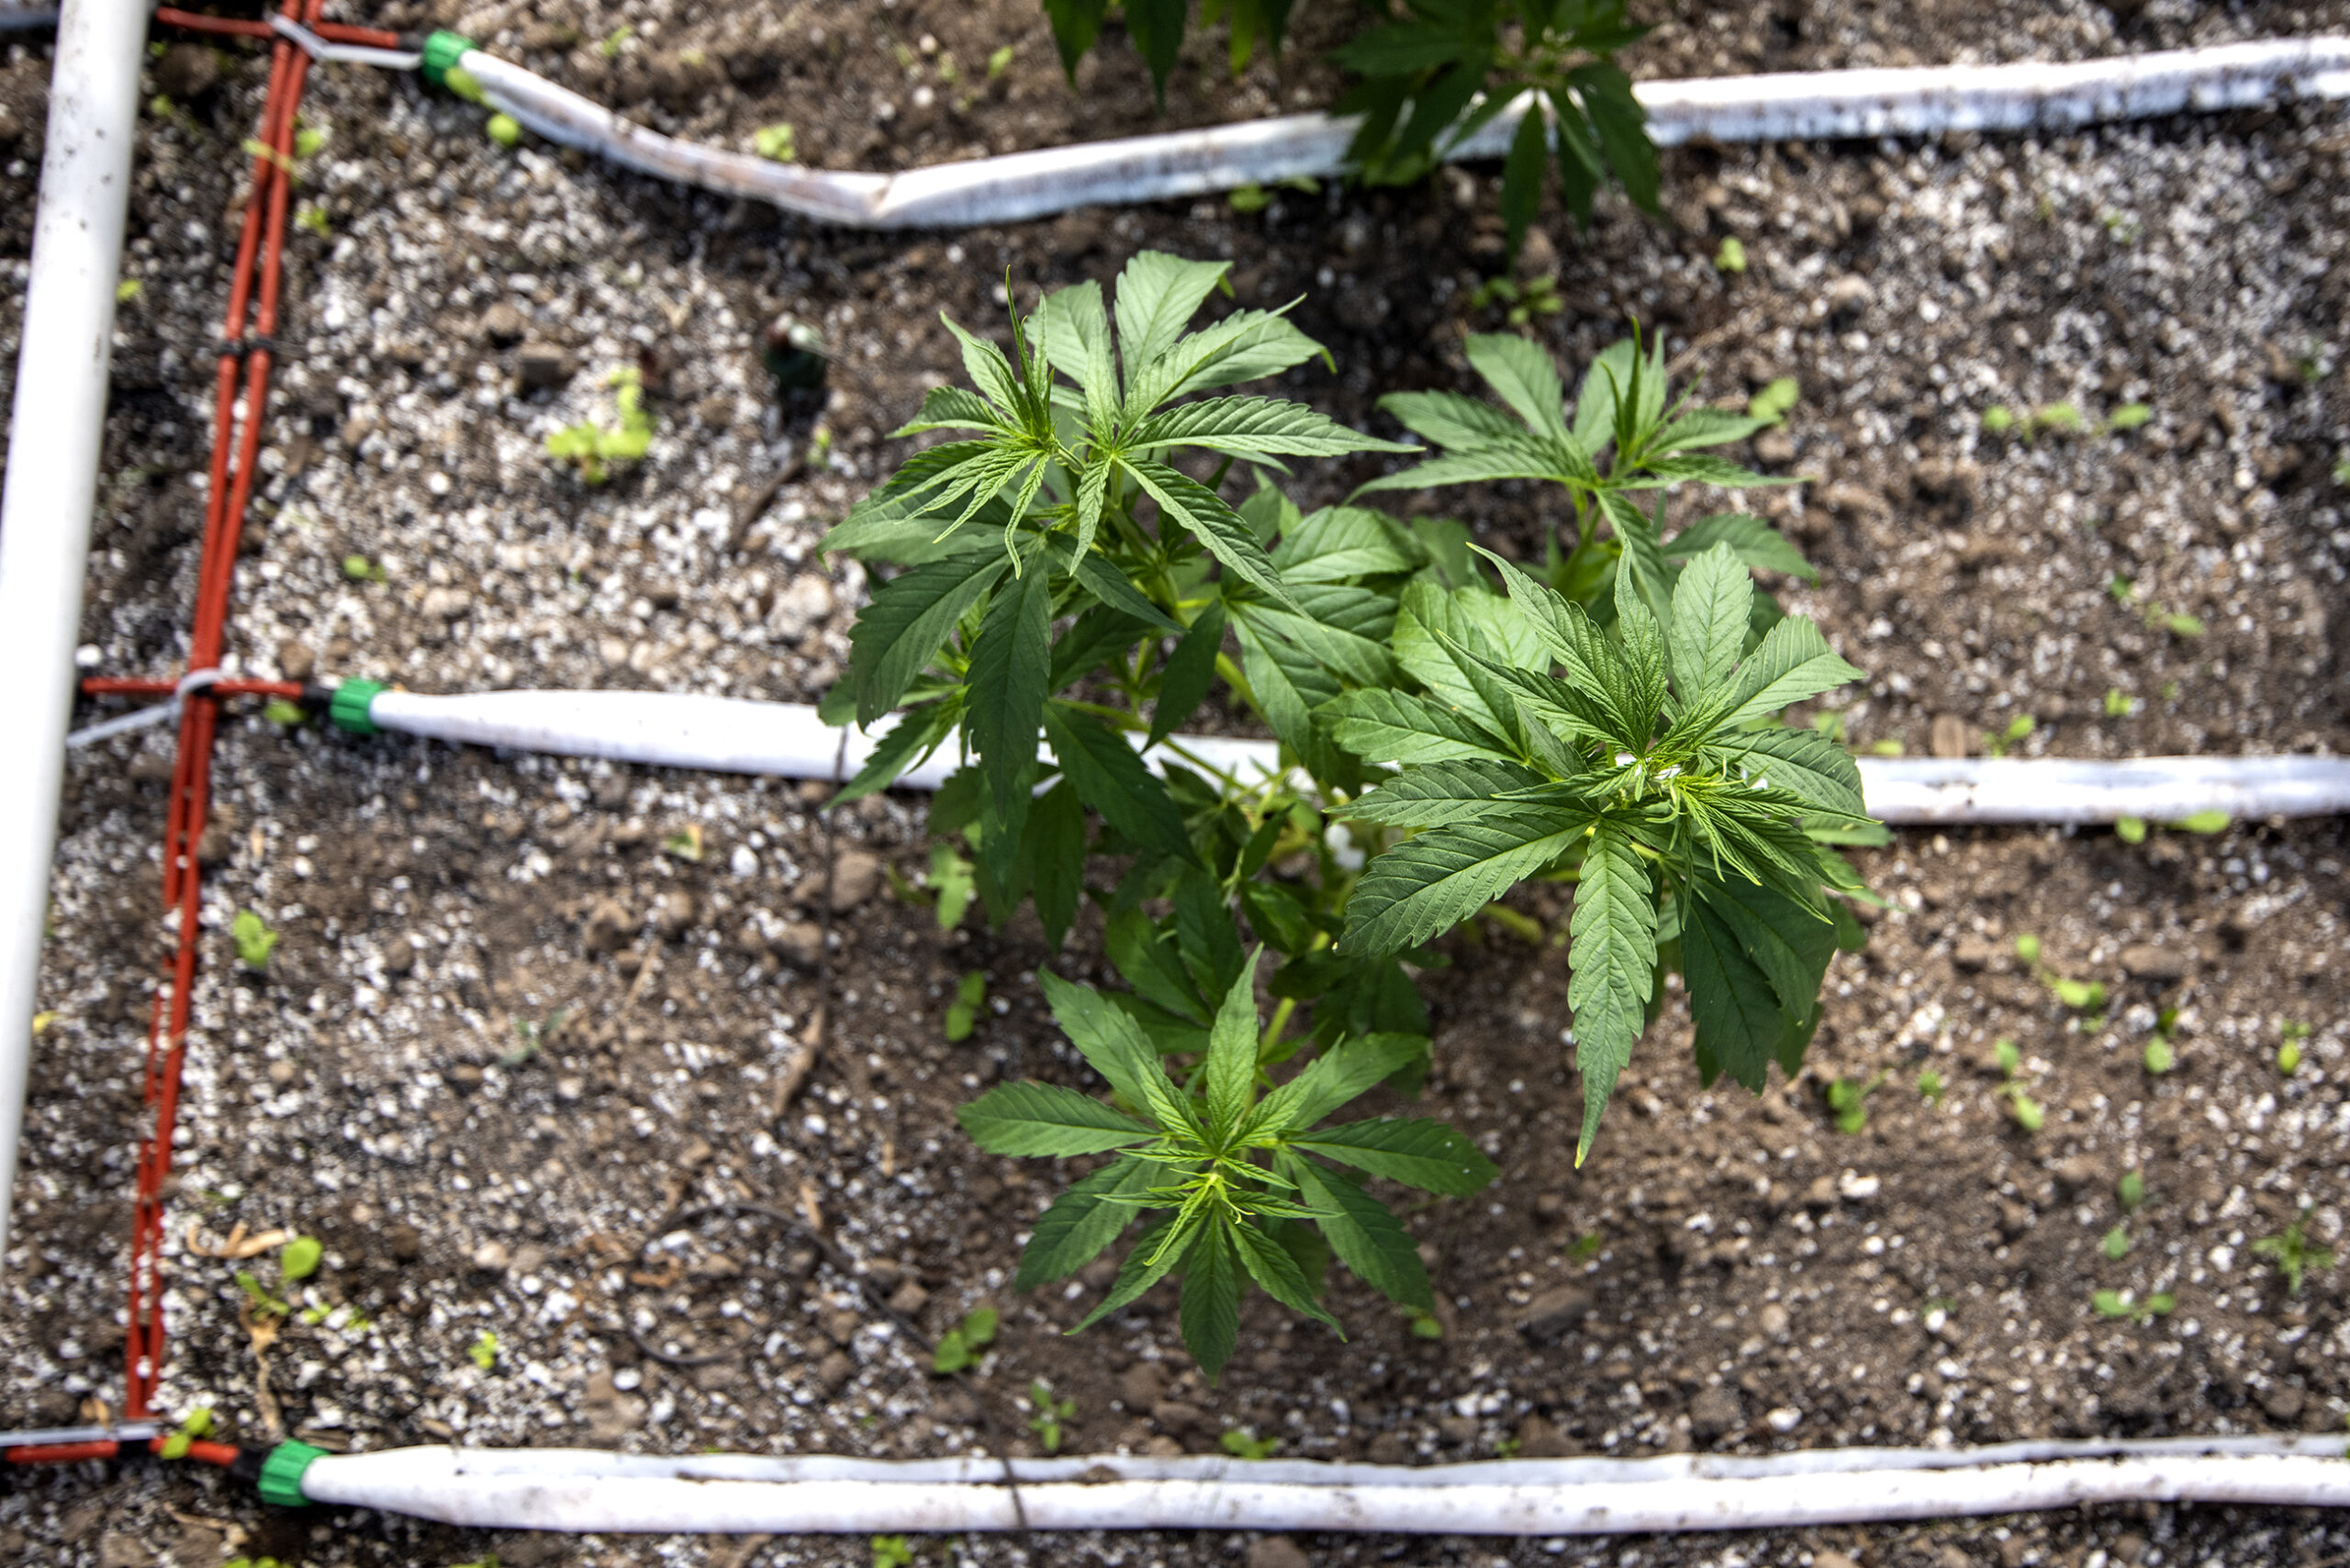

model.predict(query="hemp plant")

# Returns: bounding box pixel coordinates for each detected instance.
[957,959,1494,1380]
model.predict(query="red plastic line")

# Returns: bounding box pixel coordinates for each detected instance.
[143,1437,241,1467]
[152,7,400,48]
[122,0,328,1422]
[79,678,305,699]
[3,1442,120,1465]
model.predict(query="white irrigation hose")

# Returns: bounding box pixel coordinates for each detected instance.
[293,1440,2350,1533]
[342,687,2350,826]
[453,38,2350,228]
[0,0,149,1264]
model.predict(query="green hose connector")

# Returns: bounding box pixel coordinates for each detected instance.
[329,679,385,736]
[257,1439,327,1507]
[420,30,476,92]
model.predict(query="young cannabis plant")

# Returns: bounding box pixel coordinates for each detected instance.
[1360,331,1811,615]
[957,958,1495,1381]
[1334,547,1869,1161]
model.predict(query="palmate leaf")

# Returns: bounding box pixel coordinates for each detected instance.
[1127,303,1328,411]
[1178,1219,1243,1382]
[1566,815,1657,1164]
[1499,104,1548,261]
[1037,969,1192,1132]
[1714,725,1865,818]
[1651,407,1775,455]
[1248,1032,1430,1139]
[956,1081,1154,1156]
[1074,1210,1199,1331]
[1353,428,1587,495]
[1114,252,1231,389]
[1667,511,1816,583]
[1679,894,1789,1094]
[1293,1116,1497,1196]
[1228,1215,1343,1332]
[1344,758,1553,829]
[1323,688,1513,765]
[834,699,958,806]
[1023,780,1087,952]
[966,564,1054,817]
[848,544,1011,726]
[1041,0,1108,78]
[1284,1154,1432,1309]
[1377,389,1528,451]
[1723,616,1867,725]
[1682,874,1841,1092]
[1043,701,1196,864]
[1340,803,1595,957]
[1037,278,1119,431]
[1015,1155,1155,1291]
[1465,333,1569,442]
[1128,396,1416,462]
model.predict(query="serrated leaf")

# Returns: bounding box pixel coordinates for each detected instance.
[1344,758,1553,828]
[1680,893,1789,1092]
[1041,0,1108,78]
[1149,600,1227,748]
[1351,427,1591,496]
[1698,874,1838,1019]
[1619,453,1789,491]
[1323,688,1513,765]
[1115,252,1232,398]
[1568,816,1657,1164]
[1044,701,1196,864]
[1234,615,1343,778]
[1129,396,1415,461]
[1667,512,1816,582]
[1329,17,1472,73]
[1038,969,1192,1131]
[1107,905,1213,1027]
[1125,0,1187,105]
[1066,548,1181,633]
[1172,862,1246,998]
[967,565,1054,818]
[1178,1220,1243,1382]
[1202,949,1266,1141]
[1572,62,1658,214]
[1498,106,1549,261]
[1463,334,1569,442]
[1038,279,1119,431]
[956,1081,1154,1156]
[834,700,958,806]
[1132,306,1329,409]
[1377,389,1528,451]
[1725,616,1866,724]
[1120,455,1299,612]
[1227,1216,1342,1330]
[1242,603,1395,688]
[1651,407,1774,455]
[1668,542,1752,697]
[896,384,1008,436]
[1340,804,1595,956]
[1023,780,1087,952]
[1015,1156,1153,1291]
[1250,1032,1431,1138]
[1286,1155,1432,1309]
[1715,726,1864,817]
[1270,505,1425,583]
[1074,1210,1199,1330]
[1295,1116,1497,1196]
[849,546,1011,726]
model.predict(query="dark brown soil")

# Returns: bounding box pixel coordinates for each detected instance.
[2,2,2347,1566]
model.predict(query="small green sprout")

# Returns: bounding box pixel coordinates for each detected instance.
[2031,403,2083,436]
[2171,809,2229,834]
[662,823,704,862]
[1467,274,1563,327]
[931,1305,998,1374]
[2143,1036,2175,1075]
[599,24,632,56]
[487,112,521,148]
[1994,1037,2021,1077]
[1824,1071,1884,1135]
[1408,1309,1445,1339]
[280,1235,323,1282]
[2091,1289,2173,1324]
[501,1007,566,1068]
[1227,182,1270,213]
[1747,375,1799,422]
[469,1328,499,1372]
[2104,689,2134,718]
[1569,1231,1604,1261]
[2012,935,2042,968]
[2277,1020,2310,1076]
[2102,1225,2131,1260]
[871,1538,913,1568]
[1983,712,2035,758]
[294,202,333,236]
[545,366,655,484]
[2107,574,2136,604]
[294,122,328,160]
[2052,977,2106,1014]
[1866,737,1905,757]
[1219,1428,1281,1460]
[2250,1204,2334,1297]
[2119,1170,2146,1213]
[1713,236,1748,274]
[1917,1069,1945,1104]
[159,1406,214,1460]
[231,909,279,972]
[944,972,987,1044]
[235,1271,290,1319]
[116,279,144,305]
[1991,1038,2042,1130]
[341,554,386,583]
[2115,817,2147,845]
[754,123,797,162]
[262,699,308,727]
[1981,405,2015,435]
[929,841,975,930]
[1026,1380,1076,1453]
[2008,1092,2045,1134]
[987,43,1015,79]
[225,1558,294,1568]
[2103,402,2153,433]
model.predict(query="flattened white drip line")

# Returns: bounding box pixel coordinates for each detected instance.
[343,688,2350,825]
[294,1438,2350,1532]
[453,37,2350,228]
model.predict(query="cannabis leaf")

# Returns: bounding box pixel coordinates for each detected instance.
[960,959,1495,1381]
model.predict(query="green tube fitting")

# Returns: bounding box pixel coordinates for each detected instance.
[420,29,475,91]
[257,1439,327,1508]
[329,679,385,736]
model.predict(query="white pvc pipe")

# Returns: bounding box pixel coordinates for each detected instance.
[298,1442,2350,1533]
[458,38,2350,228]
[352,688,2350,825]
[0,0,150,1262]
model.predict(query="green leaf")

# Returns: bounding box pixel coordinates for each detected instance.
[1250,1032,1432,1137]
[1350,428,1590,496]
[1233,616,1343,778]
[1725,616,1866,725]
[1286,1155,1431,1310]
[1114,252,1231,398]
[1567,817,1657,1164]
[834,700,958,806]
[1119,456,1299,611]
[1074,1210,1201,1330]
[1464,333,1569,443]
[1037,969,1192,1132]
[1344,758,1552,828]
[1377,389,1528,451]
[1044,702,1194,862]
[1227,1217,1342,1331]
[1651,407,1774,454]
[1330,18,1472,74]
[849,546,1010,726]
[955,1081,1155,1156]
[1202,949,1267,1141]
[1498,102,1549,261]
[1715,726,1865,818]
[966,566,1054,818]
[1295,1117,1497,1196]
[1341,804,1595,957]
[1041,0,1108,78]
[1131,306,1329,409]
[1149,601,1227,749]
[1062,547,1181,633]
[1107,906,1213,1027]
[1680,893,1794,1092]
[1666,511,1816,582]
[1322,688,1513,765]
[1172,863,1247,998]
[1178,1220,1243,1382]
[1270,505,1425,584]
[1015,1156,1154,1291]
[896,385,1008,436]
[1129,396,1415,461]
[1572,62,1659,214]
[1023,780,1087,952]
[280,1236,323,1282]
[1125,0,1187,106]
[1668,542,1752,697]
[1037,278,1119,429]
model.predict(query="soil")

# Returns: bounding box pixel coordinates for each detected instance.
[2,1,2348,1566]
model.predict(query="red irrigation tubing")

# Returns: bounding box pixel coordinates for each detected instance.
[151,6,400,48]
[4,1442,120,1465]
[79,678,305,700]
[122,0,323,1422]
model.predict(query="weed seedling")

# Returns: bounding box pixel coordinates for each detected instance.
[280,1235,323,1282]
[661,823,704,863]
[1748,375,1800,421]
[235,1271,290,1320]
[1980,406,2015,436]
[2250,1204,2334,1297]
[263,698,308,726]
[466,1329,499,1372]
[599,24,631,56]
[1466,274,1563,326]
[871,1536,913,1568]
[341,553,386,583]
[2119,1170,2146,1213]
[2102,1225,2131,1260]
[2103,402,2153,433]
[1219,1428,1281,1460]
[1569,1231,1604,1261]
[1408,1309,1445,1339]
[116,278,143,305]
[231,909,279,972]
[754,123,796,162]
[501,1007,566,1068]
[159,1406,214,1460]
[1026,1380,1077,1453]
[1983,713,2035,758]
[1824,1071,1884,1134]
[928,841,975,929]
[1917,1069,1946,1104]
[545,366,654,484]
[2091,1289,2173,1324]
[2277,1020,2310,1076]
[943,972,987,1044]
[931,1306,998,1374]
[1713,237,1748,274]
[987,44,1014,81]
[2104,689,2135,719]
[1992,1038,2044,1132]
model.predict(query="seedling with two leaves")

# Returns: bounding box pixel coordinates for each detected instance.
[2251,1204,2335,1298]
[931,1305,999,1373]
